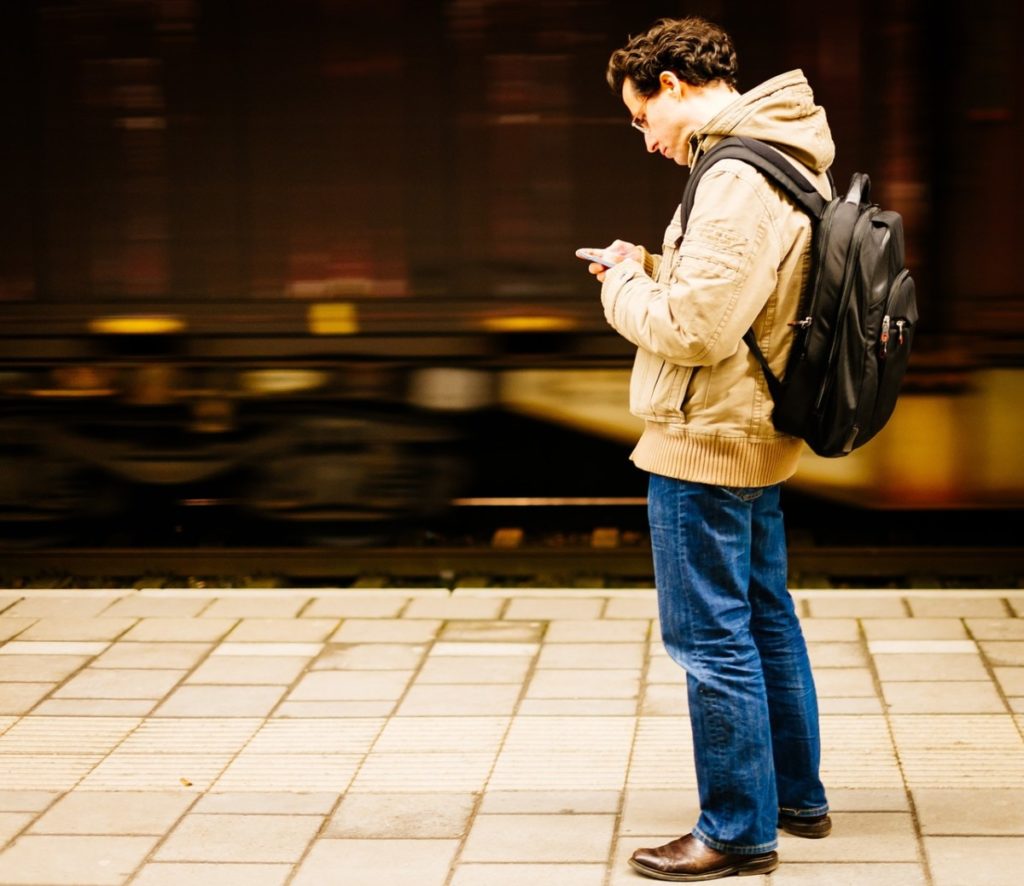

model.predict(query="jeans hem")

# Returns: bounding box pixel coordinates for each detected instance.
[692,826,778,856]
[778,804,830,818]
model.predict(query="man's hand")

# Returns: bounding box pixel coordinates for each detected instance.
[586,240,642,282]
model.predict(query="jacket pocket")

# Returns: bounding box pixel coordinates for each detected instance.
[631,358,693,420]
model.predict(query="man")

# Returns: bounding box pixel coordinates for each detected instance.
[585,16,832,882]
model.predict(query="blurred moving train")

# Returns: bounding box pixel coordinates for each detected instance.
[0,0,1021,540]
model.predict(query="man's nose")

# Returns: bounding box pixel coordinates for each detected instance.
[644,131,658,153]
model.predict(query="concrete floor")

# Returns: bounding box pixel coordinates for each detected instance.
[1,585,1023,885]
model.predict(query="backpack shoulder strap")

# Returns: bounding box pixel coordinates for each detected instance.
[675,136,830,401]
[679,135,829,236]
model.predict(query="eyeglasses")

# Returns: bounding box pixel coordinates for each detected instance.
[630,95,651,133]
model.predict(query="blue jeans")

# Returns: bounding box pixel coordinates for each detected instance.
[647,474,828,855]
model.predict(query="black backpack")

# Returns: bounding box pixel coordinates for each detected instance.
[679,136,918,457]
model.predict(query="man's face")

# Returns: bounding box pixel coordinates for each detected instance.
[622,74,702,167]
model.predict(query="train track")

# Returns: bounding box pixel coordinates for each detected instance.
[1,543,1021,588]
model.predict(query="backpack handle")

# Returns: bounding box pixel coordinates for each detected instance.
[845,172,871,206]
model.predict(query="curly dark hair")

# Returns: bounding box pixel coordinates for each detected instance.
[606,16,739,97]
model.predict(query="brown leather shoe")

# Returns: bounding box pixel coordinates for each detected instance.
[629,833,779,881]
[777,812,832,838]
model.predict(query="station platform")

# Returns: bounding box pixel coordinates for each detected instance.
[1,586,1023,885]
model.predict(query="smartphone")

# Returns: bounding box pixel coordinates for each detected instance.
[575,247,617,268]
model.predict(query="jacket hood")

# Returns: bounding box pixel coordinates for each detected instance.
[689,70,835,173]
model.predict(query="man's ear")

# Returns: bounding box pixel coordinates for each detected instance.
[658,70,681,93]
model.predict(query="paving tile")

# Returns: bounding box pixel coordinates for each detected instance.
[154,813,321,862]
[798,619,860,641]
[808,642,869,668]
[92,642,211,670]
[350,752,497,792]
[505,597,605,620]
[526,669,640,699]
[439,621,545,642]
[0,596,22,614]
[620,790,700,835]
[889,715,1024,788]
[779,812,918,861]
[431,641,539,657]
[480,790,621,814]
[291,838,459,886]
[274,700,396,718]
[980,641,1024,666]
[640,683,688,716]
[193,792,337,814]
[881,680,1006,713]
[768,863,926,885]
[0,683,55,715]
[326,792,476,838]
[451,864,606,886]
[817,697,885,714]
[1010,599,1024,617]
[818,716,903,790]
[131,863,292,886]
[243,718,384,755]
[373,716,507,753]
[213,753,362,792]
[99,596,209,618]
[0,755,102,790]
[312,643,427,670]
[869,640,977,655]
[545,619,650,643]
[994,667,1024,695]
[0,655,90,682]
[331,618,441,644]
[287,670,413,701]
[646,656,685,683]
[34,699,158,716]
[211,642,321,657]
[518,698,639,715]
[200,597,308,619]
[626,718,697,790]
[117,720,262,757]
[908,596,1009,618]
[402,596,505,620]
[16,618,136,642]
[0,717,138,755]
[966,618,1024,640]
[861,618,968,640]
[123,618,238,642]
[813,668,877,697]
[806,598,908,618]
[154,685,286,718]
[302,596,408,618]
[872,653,989,681]
[913,788,1024,835]
[4,597,116,618]
[0,812,32,845]
[461,813,615,862]
[225,618,339,642]
[78,754,233,791]
[824,788,911,812]
[53,668,186,699]
[29,790,194,835]
[0,641,108,656]
[415,655,531,684]
[604,596,660,619]
[185,656,309,685]
[0,834,158,884]
[925,836,1024,886]
[395,683,521,716]
[0,619,35,641]
[537,643,645,669]
[0,791,60,813]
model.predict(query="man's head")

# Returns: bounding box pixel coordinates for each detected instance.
[607,17,740,165]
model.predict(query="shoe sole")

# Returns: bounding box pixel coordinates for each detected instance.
[627,854,779,881]
[778,819,832,839]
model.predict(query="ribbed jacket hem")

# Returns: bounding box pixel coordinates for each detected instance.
[630,422,804,487]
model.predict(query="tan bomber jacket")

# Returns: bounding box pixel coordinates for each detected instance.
[600,70,835,487]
